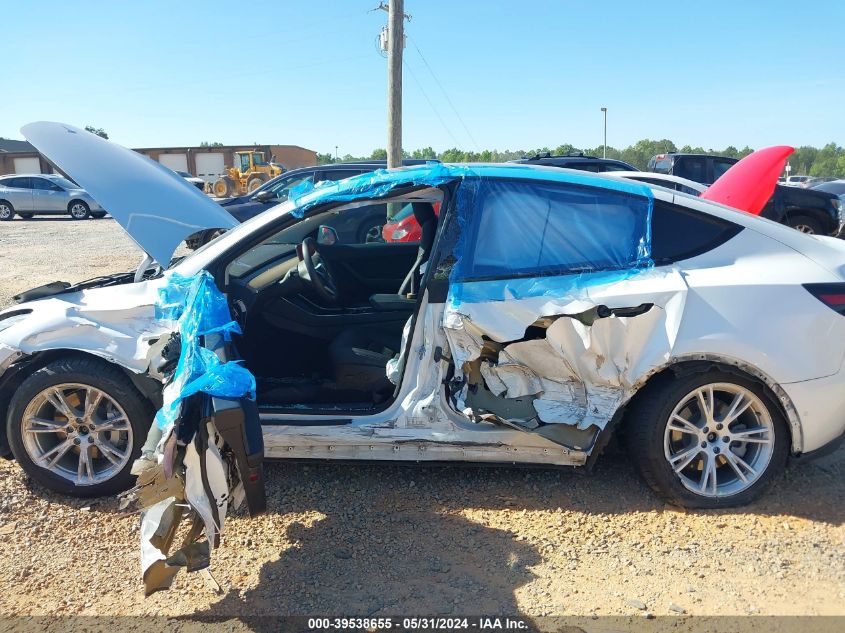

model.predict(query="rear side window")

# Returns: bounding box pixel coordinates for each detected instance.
[674,157,707,183]
[322,169,366,182]
[456,179,651,280]
[5,177,31,189]
[650,200,741,265]
[712,159,736,181]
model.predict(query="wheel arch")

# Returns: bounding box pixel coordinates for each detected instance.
[784,206,836,233]
[66,198,89,212]
[0,349,160,457]
[619,354,802,454]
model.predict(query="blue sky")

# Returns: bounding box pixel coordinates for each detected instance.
[2,0,843,155]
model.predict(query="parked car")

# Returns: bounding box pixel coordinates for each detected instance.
[812,179,845,197]
[382,201,441,242]
[648,153,843,235]
[601,171,707,196]
[174,170,206,192]
[0,173,106,220]
[782,175,811,186]
[4,122,845,511]
[511,151,638,172]
[186,160,440,248]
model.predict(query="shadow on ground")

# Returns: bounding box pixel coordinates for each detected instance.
[177,445,844,622]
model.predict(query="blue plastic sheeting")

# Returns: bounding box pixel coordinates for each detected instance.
[154,271,256,431]
[283,161,651,219]
[446,176,653,306]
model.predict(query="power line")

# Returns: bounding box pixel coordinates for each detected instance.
[408,35,479,150]
[403,59,462,148]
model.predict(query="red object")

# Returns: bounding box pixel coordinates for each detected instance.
[382,201,441,243]
[700,145,794,215]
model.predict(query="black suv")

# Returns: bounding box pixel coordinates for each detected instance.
[188,159,437,248]
[649,153,844,236]
[511,152,637,173]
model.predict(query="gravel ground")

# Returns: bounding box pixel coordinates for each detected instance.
[0,217,843,624]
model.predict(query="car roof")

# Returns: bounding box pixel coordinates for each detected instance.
[598,171,707,193]
[652,153,738,160]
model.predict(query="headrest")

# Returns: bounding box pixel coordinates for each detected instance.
[412,202,436,225]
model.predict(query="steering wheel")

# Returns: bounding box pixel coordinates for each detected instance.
[298,236,339,304]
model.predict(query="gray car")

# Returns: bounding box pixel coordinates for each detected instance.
[0,173,105,220]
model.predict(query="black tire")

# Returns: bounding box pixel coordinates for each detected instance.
[19,213,34,220]
[625,370,789,508]
[213,177,234,198]
[246,175,266,193]
[7,356,153,497]
[68,200,90,220]
[0,200,14,221]
[785,213,824,235]
[91,211,107,219]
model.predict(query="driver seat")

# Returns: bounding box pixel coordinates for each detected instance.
[328,202,438,393]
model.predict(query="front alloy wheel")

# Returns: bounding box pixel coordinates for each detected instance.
[626,371,788,508]
[69,201,90,220]
[21,383,133,487]
[8,356,151,496]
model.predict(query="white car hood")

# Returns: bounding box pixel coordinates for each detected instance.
[21,122,237,266]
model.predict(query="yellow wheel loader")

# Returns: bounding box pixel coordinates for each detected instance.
[212,151,284,198]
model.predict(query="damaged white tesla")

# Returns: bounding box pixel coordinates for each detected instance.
[2,123,845,515]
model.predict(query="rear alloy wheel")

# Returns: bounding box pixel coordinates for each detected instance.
[0,201,14,220]
[786,214,823,235]
[69,201,90,220]
[626,372,789,508]
[8,357,151,496]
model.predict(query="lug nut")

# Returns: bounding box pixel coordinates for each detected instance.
[713,447,721,454]
[702,427,710,434]
[716,423,723,430]
[73,438,81,445]
[723,436,730,443]
[700,441,707,448]
[87,437,94,443]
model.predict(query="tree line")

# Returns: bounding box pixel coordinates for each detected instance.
[317,139,845,177]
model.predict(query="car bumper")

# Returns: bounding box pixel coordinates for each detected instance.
[782,367,845,453]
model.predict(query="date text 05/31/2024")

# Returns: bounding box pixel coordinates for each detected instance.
[307,617,530,630]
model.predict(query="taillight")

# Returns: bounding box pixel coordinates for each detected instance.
[803,283,845,314]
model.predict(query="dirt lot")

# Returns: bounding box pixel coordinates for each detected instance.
[0,217,843,625]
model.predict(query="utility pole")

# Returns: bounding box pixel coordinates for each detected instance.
[386,0,404,170]
[601,107,608,158]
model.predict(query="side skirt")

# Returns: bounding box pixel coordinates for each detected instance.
[260,423,587,466]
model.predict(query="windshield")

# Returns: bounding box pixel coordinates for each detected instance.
[264,174,314,201]
[171,198,299,272]
[49,176,80,189]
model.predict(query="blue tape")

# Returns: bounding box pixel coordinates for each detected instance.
[445,175,654,306]
[154,271,256,431]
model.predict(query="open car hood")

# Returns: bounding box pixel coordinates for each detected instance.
[701,145,794,215]
[21,122,237,266]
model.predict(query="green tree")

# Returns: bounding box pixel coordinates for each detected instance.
[411,146,437,159]
[84,126,108,139]
[370,148,387,160]
[199,141,223,147]
[315,152,334,165]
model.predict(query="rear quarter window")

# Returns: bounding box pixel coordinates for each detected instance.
[650,200,742,265]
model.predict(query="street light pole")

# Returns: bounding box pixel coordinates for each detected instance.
[335,146,338,162]
[601,107,607,158]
